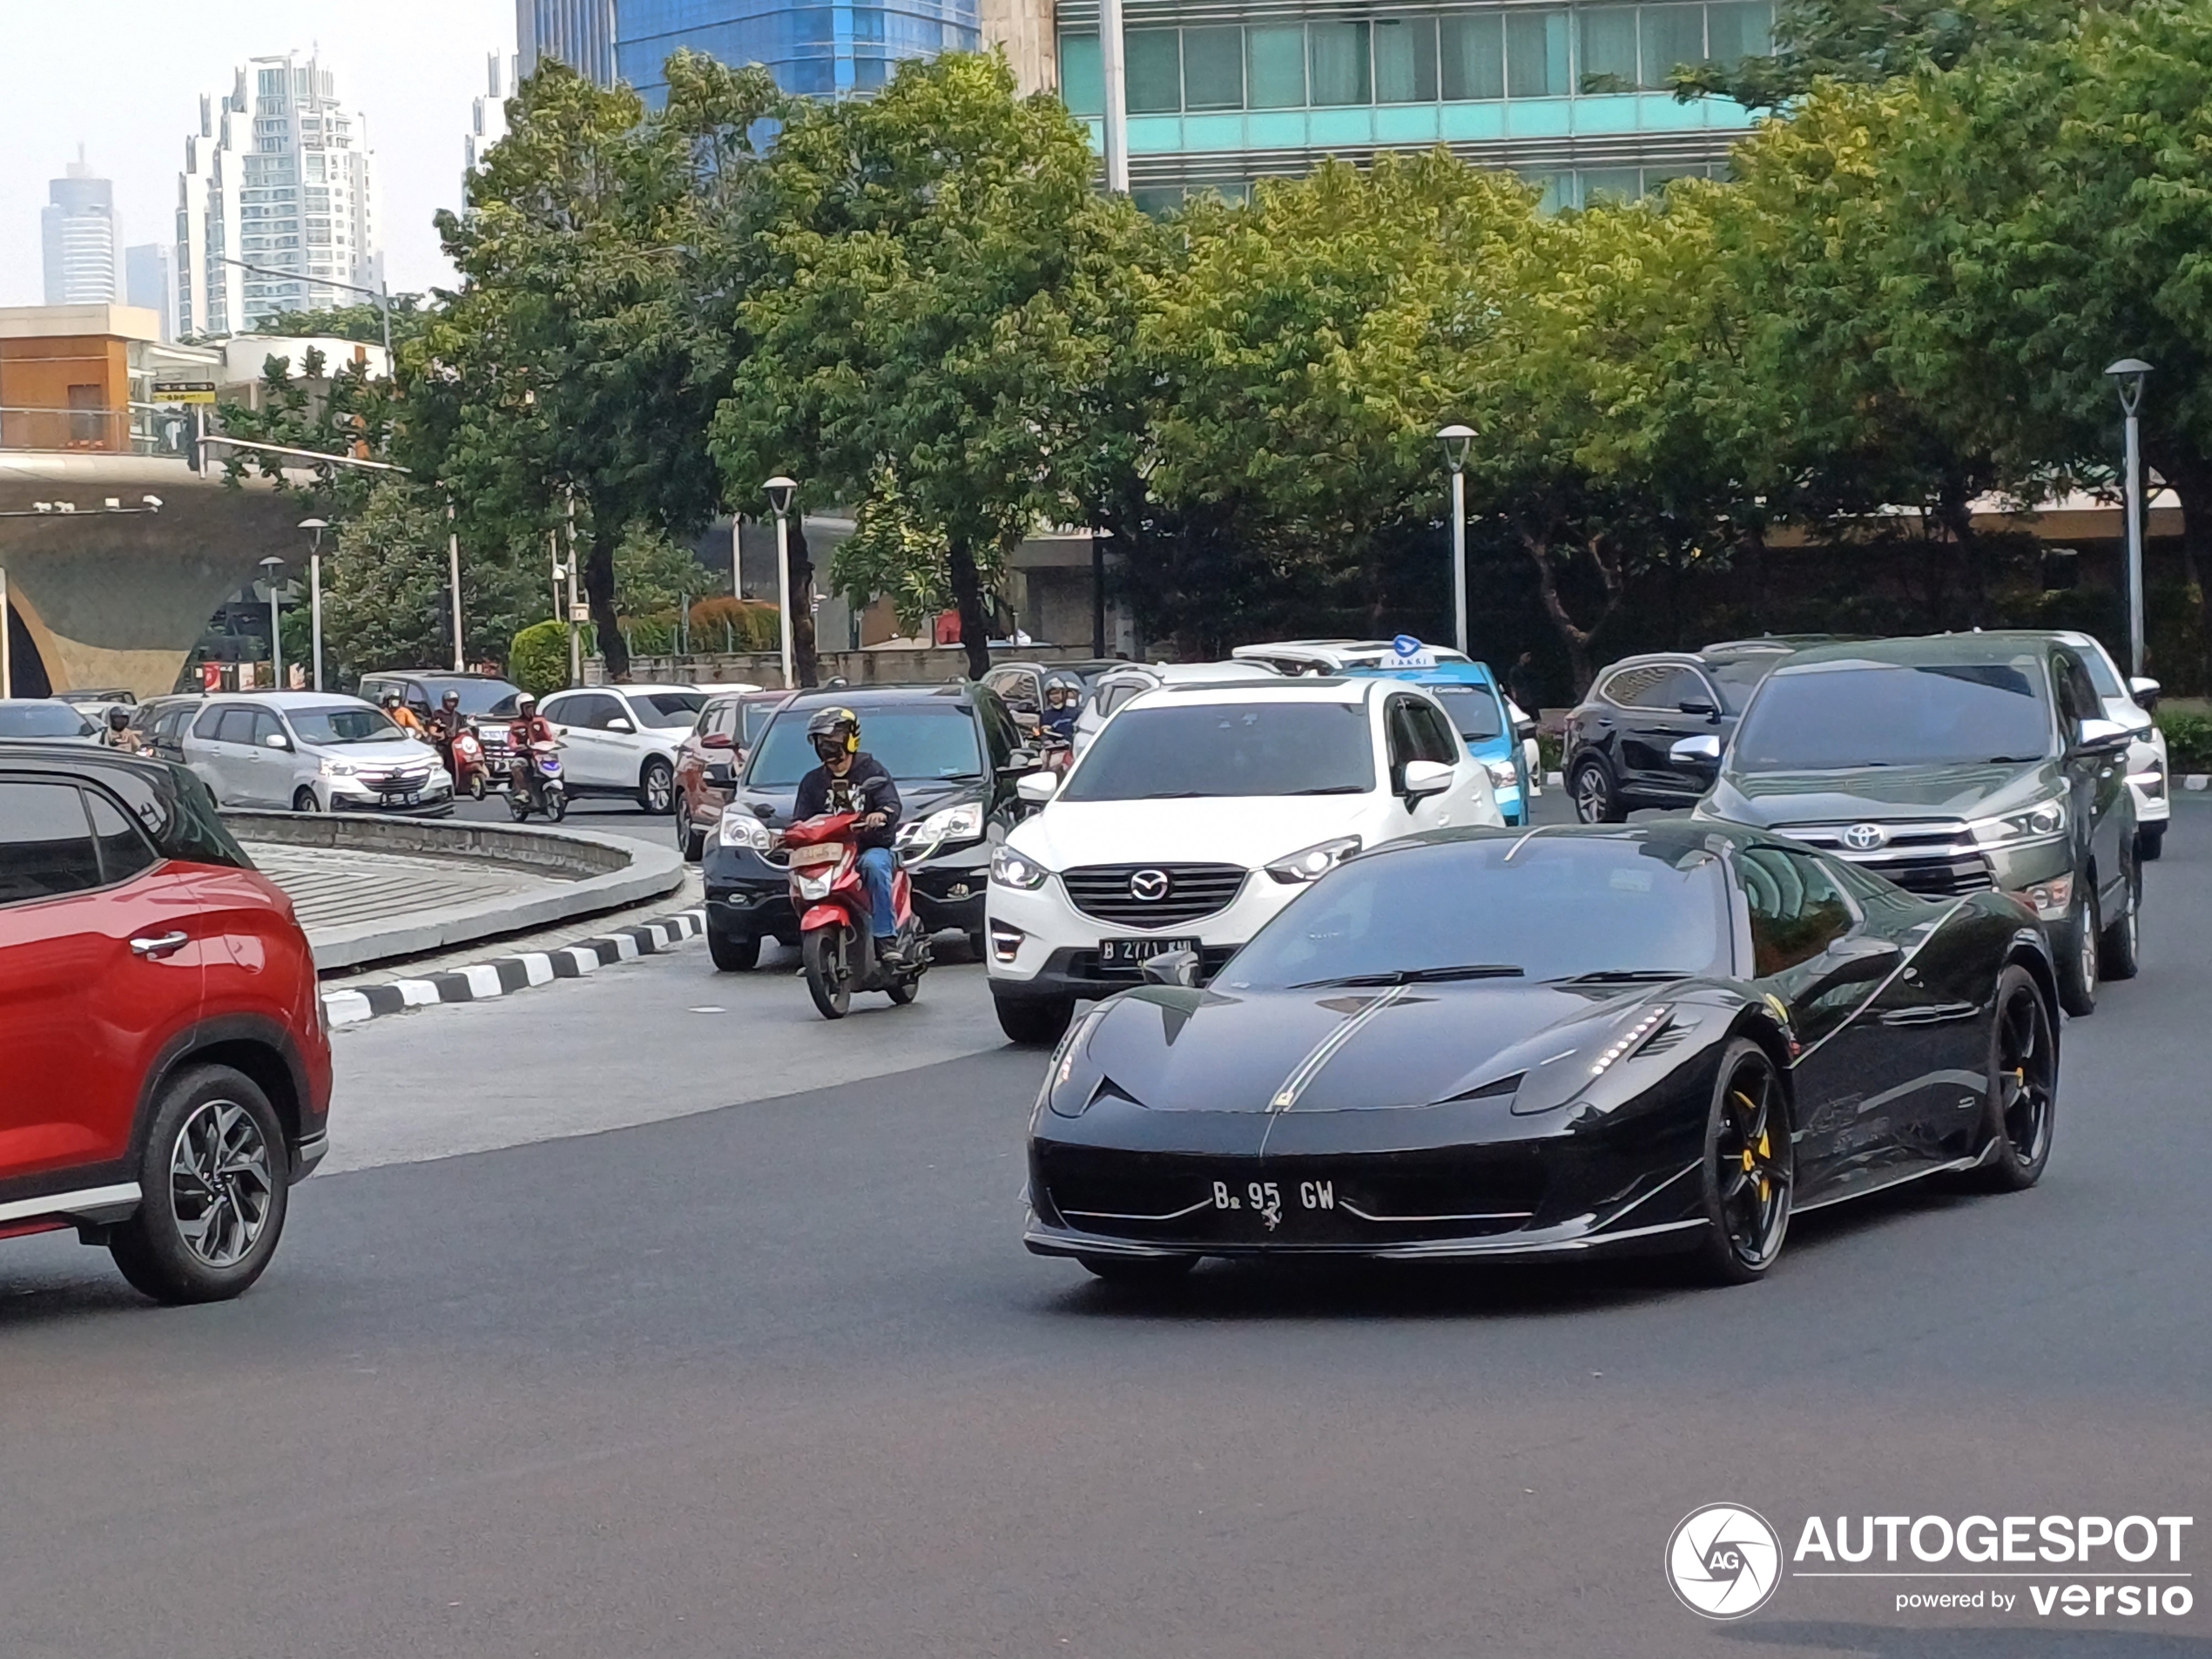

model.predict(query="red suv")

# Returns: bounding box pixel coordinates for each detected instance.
[0,744,329,1302]
[675,688,790,860]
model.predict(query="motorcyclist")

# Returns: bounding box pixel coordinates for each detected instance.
[428,691,467,779]
[506,695,558,801]
[789,705,905,963]
[98,706,146,753]
[381,691,428,738]
[1039,674,1082,745]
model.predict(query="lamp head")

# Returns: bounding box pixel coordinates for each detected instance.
[142,495,163,512]
[2106,357,2152,415]
[297,516,327,530]
[765,475,798,517]
[1436,421,1476,473]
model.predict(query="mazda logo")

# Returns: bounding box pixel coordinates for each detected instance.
[1840,823,1889,852]
[1129,868,1171,902]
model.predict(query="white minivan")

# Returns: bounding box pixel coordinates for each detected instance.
[984,677,1501,1043]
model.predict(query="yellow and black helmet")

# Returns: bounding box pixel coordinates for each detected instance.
[806,705,860,759]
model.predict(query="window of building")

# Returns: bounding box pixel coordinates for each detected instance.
[1126,29,1182,111]
[1440,14,1504,99]
[1707,0,1773,62]
[1183,25,1244,110]
[1246,24,1306,107]
[1506,10,1573,95]
[1578,6,1638,86]
[1308,21,1371,105]
[1581,165,1644,203]
[1373,17,1438,101]
[1641,2,1706,84]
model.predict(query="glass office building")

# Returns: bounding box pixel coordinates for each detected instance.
[618,0,982,98]
[1056,0,1771,209]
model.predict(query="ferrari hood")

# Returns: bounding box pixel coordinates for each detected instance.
[1078,980,1669,1114]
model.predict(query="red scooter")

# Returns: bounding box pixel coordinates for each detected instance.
[442,723,489,799]
[779,810,928,1019]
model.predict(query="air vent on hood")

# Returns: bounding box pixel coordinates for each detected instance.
[1635,1021,1689,1057]
[1446,1071,1525,1103]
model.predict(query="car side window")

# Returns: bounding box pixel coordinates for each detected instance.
[1407,699,1460,763]
[192,705,226,740]
[970,690,1016,771]
[215,707,258,745]
[0,779,104,905]
[252,710,287,747]
[565,693,622,731]
[1598,664,1669,709]
[84,786,159,883]
[1738,846,1855,976]
[2057,654,2101,731]
[1384,697,1426,789]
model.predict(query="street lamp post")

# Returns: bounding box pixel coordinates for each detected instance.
[298,518,327,691]
[259,556,287,689]
[1099,0,1130,194]
[0,563,10,698]
[446,498,465,672]
[221,256,394,361]
[564,491,583,687]
[765,476,798,690]
[1437,423,1475,657]
[2105,358,2154,678]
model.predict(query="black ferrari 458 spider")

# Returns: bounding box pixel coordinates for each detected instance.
[1024,822,2060,1285]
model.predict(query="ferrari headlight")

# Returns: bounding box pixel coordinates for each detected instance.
[1969,799,2066,845]
[717,807,773,852]
[1484,760,1521,792]
[990,843,1050,890]
[899,800,984,853]
[1264,835,1363,885]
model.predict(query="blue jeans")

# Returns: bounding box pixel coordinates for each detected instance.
[856,846,899,939]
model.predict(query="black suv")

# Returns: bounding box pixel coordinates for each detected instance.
[1563,643,1797,820]
[701,682,1033,969]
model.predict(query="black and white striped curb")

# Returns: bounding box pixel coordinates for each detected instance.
[323,909,705,1028]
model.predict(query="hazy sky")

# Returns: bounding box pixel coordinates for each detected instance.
[3,0,516,309]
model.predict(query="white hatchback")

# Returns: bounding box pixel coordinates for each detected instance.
[538,684,721,813]
[985,677,1502,1043]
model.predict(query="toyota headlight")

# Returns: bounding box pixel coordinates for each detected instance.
[1264,834,1363,884]
[319,759,355,778]
[1969,799,2067,845]
[990,844,1051,890]
[1483,760,1521,792]
[718,807,774,853]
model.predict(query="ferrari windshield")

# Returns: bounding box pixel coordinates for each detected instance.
[1218,835,1732,989]
[1062,701,1375,800]
[1732,660,2053,771]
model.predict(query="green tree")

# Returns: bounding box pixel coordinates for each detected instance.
[250,293,433,347]
[713,52,1133,678]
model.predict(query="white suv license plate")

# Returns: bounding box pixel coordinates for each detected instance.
[1099,935,1198,967]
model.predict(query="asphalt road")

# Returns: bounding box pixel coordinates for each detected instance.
[450,787,682,847]
[3,800,2209,1658]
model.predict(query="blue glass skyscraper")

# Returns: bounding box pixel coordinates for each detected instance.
[519,0,981,100]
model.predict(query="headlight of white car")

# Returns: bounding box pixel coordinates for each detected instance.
[1484,760,1520,792]
[717,807,774,852]
[1264,835,1363,884]
[319,759,355,778]
[898,800,985,852]
[1968,799,2067,844]
[990,844,1051,890]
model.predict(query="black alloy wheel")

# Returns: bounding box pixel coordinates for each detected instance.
[639,757,677,815]
[292,786,319,813]
[678,808,706,861]
[1974,965,2056,1191]
[2098,847,2141,981]
[803,925,853,1019]
[1572,759,1622,824]
[2138,823,2165,861]
[1078,1253,1198,1285]
[1695,1039,1793,1285]
[2056,878,2099,1016]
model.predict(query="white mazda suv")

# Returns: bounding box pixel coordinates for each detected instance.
[985,676,1502,1043]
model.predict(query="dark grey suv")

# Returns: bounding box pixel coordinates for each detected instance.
[1695,635,2138,1015]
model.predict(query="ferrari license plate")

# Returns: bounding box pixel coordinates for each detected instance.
[1098,935,1198,967]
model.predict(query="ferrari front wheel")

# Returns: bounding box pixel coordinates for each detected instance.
[1695,1039,1793,1285]
[1973,965,2055,1192]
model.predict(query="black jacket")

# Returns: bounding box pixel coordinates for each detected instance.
[794,753,902,851]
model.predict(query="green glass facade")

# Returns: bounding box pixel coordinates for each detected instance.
[1056,0,1770,209]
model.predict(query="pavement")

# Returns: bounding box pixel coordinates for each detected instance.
[1,798,2208,1657]
[243,841,553,935]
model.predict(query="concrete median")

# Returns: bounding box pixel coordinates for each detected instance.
[221,810,686,971]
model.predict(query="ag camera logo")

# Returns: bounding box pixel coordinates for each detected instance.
[1668,1504,1784,1619]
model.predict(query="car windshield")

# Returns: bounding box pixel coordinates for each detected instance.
[632,691,705,725]
[0,703,97,737]
[745,705,983,785]
[740,701,780,744]
[1426,684,1506,742]
[1220,835,1732,989]
[424,679,522,715]
[287,705,404,745]
[1731,661,2053,771]
[1062,701,1375,800]
[2074,644,2127,699]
